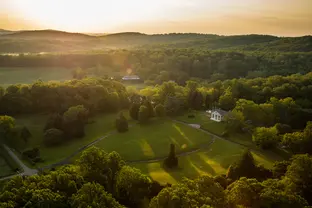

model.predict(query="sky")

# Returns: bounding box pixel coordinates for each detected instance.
[1,0,312,36]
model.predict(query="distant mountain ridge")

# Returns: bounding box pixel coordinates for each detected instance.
[0,29,15,35]
[0,29,311,53]
[1,29,94,39]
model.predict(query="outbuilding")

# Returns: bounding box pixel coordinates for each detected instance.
[209,109,229,122]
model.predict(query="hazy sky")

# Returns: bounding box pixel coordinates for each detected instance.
[1,0,312,36]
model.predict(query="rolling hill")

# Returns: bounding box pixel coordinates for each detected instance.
[0,29,311,53]
[1,29,95,40]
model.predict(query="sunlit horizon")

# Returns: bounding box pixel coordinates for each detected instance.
[1,0,312,36]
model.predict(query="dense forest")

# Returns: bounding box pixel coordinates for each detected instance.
[0,30,311,53]
[0,146,312,208]
[2,74,312,158]
[1,49,312,83]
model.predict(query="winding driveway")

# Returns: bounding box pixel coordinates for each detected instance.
[0,145,38,181]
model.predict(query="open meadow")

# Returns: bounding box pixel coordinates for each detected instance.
[0,67,73,87]
[132,139,279,184]
[0,146,20,177]
[9,110,284,184]
[12,111,130,166]
[96,119,213,161]
[176,110,256,146]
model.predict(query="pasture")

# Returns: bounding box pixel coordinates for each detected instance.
[96,119,213,161]
[0,146,20,177]
[0,157,13,177]
[0,67,73,87]
[131,139,278,184]
[8,110,283,184]
[12,111,130,166]
[176,110,255,146]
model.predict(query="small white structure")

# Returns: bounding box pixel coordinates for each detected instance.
[210,109,228,122]
[122,75,140,81]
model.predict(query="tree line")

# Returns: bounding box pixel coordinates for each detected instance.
[1,146,312,208]
[1,49,312,83]
[1,32,311,53]
[0,77,129,115]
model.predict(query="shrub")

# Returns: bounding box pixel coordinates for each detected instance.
[44,128,64,146]
[116,113,128,133]
[252,127,279,149]
[154,104,166,117]
[164,144,178,168]
[138,105,149,123]
[22,147,40,159]
[32,157,44,163]
[221,130,229,138]
[44,114,63,131]
[275,123,292,135]
[227,150,256,180]
[129,103,140,120]
[20,126,31,143]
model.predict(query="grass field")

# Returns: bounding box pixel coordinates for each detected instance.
[176,111,226,135]
[94,117,282,184]
[131,138,282,184]
[0,146,20,177]
[96,119,213,161]
[0,157,13,177]
[176,111,255,146]
[12,111,129,166]
[0,67,73,87]
[124,82,146,90]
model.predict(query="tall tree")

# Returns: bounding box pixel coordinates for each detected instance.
[150,176,225,208]
[154,104,166,117]
[138,105,149,123]
[283,154,312,204]
[71,182,123,208]
[164,144,178,168]
[227,149,257,180]
[218,87,236,111]
[20,126,31,144]
[63,105,89,138]
[115,113,128,133]
[143,99,154,118]
[0,115,15,141]
[115,166,152,207]
[129,103,140,120]
[252,126,279,149]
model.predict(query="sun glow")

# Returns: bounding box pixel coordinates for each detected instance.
[11,0,169,32]
[4,0,312,35]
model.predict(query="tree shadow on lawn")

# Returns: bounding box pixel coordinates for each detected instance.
[250,149,286,168]
[132,150,234,184]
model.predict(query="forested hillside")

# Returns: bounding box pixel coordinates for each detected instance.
[0,30,311,53]
[1,50,311,82]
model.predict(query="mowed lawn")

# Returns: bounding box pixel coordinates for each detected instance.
[0,67,73,87]
[96,119,213,161]
[176,111,255,146]
[132,139,282,184]
[176,111,227,136]
[13,112,128,166]
[0,157,14,177]
[0,146,20,177]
